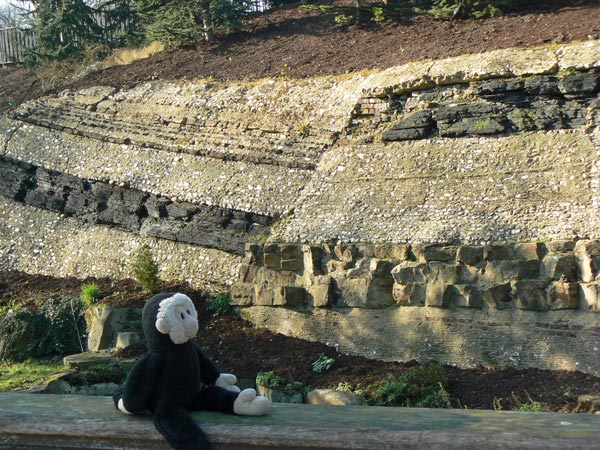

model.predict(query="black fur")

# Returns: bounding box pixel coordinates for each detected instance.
[113,292,239,450]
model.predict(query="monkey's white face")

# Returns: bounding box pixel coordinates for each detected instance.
[155,294,199,344]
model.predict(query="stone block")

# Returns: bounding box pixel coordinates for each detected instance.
[336,277,394,308]
[273,286,306,307]
[254,285,274,306]
[514,243,547,260]
[391,261,430,284]
[327,259,354,273]
[512,280,550,311]
[256,268,297,287]
[425,284,450,308]
[63,351,115,369]
[485,245,516,261]
[244,243,262,265]
[541,254,577,281]
[306,389,366,406]
[373,243,410,261]
[558,71,600,96]
[483,260,541,283]
[575,240,600,282]
[256,386,303,404]
[85,306,132,351]
[457,245,484,267]
[546,240,577,253]
[263,245,281,270]
[446,285,483,309]
[281,258,303,272]
[281,244,302,261]
[369,258,396,278]
[230,283,255,306]
[412,244,457,262]
[165,201,196,220]
[428,262,460,284]
[579,283,600,312]
[115,332,141,350]
[238,264,259,283]
[548,281,579,310]
[307,276,332,308]
[382,110,435,141]
[457,264,480,284]
[334,244,356,262]
[357,244,375,258]
[482,283,513,309]
[303,245,325,276]
[144,195,170,219]
[393,283,426,307]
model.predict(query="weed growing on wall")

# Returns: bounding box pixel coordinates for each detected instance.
[131,244,161,294]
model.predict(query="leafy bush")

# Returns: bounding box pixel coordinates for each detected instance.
[0,296,86,360]
[311,353,335,372]
[80,282,101,308]
[143,3,201,50]
[371,363,450,408]
[256,370,286,389]
[419,0,516,19]
[209,292,232,316]
[131,244,161,293]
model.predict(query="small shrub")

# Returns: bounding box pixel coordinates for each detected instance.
[371,6,385,22]
[334,13,354,27]
[256,371,286,389]
[0,296,86,360]
[371,363,450,408]
[513,393,544,412]
[283,381,306,395]
[131,244,161,294]
[80,282,101,308]
[209,292,231,316]
[311,353,335,372]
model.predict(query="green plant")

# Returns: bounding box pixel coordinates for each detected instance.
[371,6,385,22]
[311,353,335,372]
[209,292,232,316]
[371,363,450,408]
[0,296,86,360]
[512,392,544,412]
[334,13,354,27]
[80,282,101,308]
[282,381,305,395]
[131,244,161,293]
[256,371,286,389]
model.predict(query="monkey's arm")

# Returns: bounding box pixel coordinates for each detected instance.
[192,342,221,385]
[114,352,164,414]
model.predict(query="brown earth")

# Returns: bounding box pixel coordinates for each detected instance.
[2,270,600,412]
[1,0,600,113]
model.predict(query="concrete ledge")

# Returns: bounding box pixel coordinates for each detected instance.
[2,393,600,450]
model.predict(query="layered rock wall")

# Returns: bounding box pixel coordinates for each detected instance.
[2,40,600,372]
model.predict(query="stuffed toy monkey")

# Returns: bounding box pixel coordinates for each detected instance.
[113,292,270,450]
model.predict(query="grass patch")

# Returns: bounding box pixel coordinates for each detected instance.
[0,358,67,392]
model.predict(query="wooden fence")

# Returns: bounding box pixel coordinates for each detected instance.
[0,27,37,64]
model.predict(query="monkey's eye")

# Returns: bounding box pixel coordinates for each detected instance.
[186,310,191,315]
[180,312,185,320]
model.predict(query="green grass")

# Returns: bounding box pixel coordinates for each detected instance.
[0,358,67,392]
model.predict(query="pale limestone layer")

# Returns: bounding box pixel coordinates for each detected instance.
[276,130,600,244]
[0,198,241,289]
[1,120,311,216]
[240,306,600,375]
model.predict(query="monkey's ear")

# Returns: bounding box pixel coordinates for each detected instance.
[156,317,170,334]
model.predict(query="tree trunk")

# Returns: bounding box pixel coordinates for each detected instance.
[199,0,214,42]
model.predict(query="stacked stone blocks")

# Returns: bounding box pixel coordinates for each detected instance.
[232,240,600,314]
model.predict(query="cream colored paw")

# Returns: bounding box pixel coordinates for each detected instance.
[233,388,271,416]
[216,373,241,393]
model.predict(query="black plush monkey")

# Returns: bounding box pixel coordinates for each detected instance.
[113,292,270,450]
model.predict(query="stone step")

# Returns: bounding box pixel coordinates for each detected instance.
[1,392,600,450]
